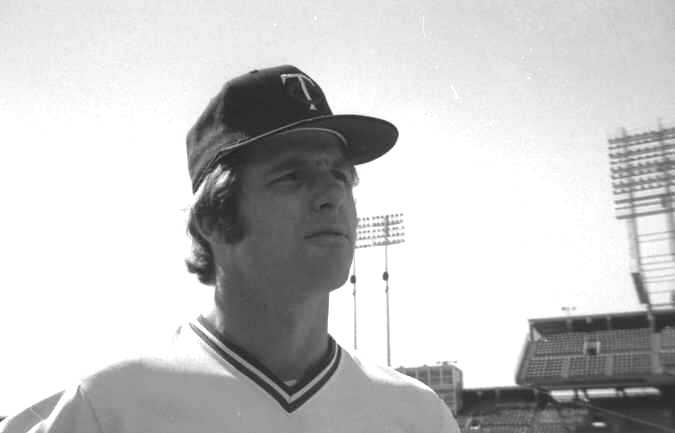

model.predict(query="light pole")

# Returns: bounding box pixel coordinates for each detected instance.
[349,256,358,350]
[354,213,405,366]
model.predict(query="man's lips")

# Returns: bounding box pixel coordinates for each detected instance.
[305,229,350,240]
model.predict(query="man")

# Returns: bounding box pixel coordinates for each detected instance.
[1,65,459,432]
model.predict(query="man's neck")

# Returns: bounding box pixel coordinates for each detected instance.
[204,281,331,382]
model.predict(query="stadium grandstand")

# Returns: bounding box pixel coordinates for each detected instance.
[518,309,675,389]
[399,308,675,432]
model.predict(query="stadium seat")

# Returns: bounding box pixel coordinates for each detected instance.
[568,355,608,377]
[659,351,675,367]
[524,357,564,380]
[529,424,570,433]
[592,328,651,353]
[613,352,652,376]
[481,409,534,426]
[661,327,675,348]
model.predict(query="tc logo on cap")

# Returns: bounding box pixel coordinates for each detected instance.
[280,73,323,111]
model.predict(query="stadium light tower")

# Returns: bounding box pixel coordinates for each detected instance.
[608,121,675,308]
[352,213,405,366]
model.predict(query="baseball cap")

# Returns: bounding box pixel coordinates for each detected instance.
[186,65,398,193]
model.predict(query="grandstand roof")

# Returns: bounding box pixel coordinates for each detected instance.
[529,308,675,335]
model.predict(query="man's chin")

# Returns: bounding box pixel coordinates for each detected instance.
[304,264,351,291]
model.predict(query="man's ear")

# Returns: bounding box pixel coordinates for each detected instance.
[193,213,224,245]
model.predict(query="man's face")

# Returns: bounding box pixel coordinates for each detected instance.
[223,129,358,299]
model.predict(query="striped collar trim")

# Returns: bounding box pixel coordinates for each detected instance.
[189,316,341,413]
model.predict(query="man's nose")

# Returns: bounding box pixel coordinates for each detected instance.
[311,172,347,212]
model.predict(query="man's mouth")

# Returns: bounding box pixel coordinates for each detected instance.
[305,228,350,242]
[306,231,347,239]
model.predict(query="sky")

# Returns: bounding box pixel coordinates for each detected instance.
[1,0,675,415]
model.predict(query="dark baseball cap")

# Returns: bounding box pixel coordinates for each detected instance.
[186,65,398,193]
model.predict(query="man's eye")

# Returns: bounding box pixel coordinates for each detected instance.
[332,169,353,184]
[277,171,300,182]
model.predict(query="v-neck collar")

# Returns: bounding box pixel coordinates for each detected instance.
[189,316,341,413]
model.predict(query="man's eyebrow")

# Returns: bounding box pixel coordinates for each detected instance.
[263,155,352,176]
[262,157,306,176]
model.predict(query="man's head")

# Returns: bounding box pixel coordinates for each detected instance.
[185,65,397,295]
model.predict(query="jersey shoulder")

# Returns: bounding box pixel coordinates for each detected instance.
[341,348,435,394]
[336,348,460,432]
[79,322,215,395]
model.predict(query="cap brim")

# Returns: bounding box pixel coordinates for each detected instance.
[221,114,398,165]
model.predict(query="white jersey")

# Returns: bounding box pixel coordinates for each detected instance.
[0,317,460,433]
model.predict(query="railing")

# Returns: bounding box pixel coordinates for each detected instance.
[534,333,586,356]
[533,329,652,357]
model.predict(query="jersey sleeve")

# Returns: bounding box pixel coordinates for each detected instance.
[0,386,102,433]
[437,396,461,433]
[0,391,62,433]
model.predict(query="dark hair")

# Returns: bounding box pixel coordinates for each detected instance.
[185,153,246,286]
